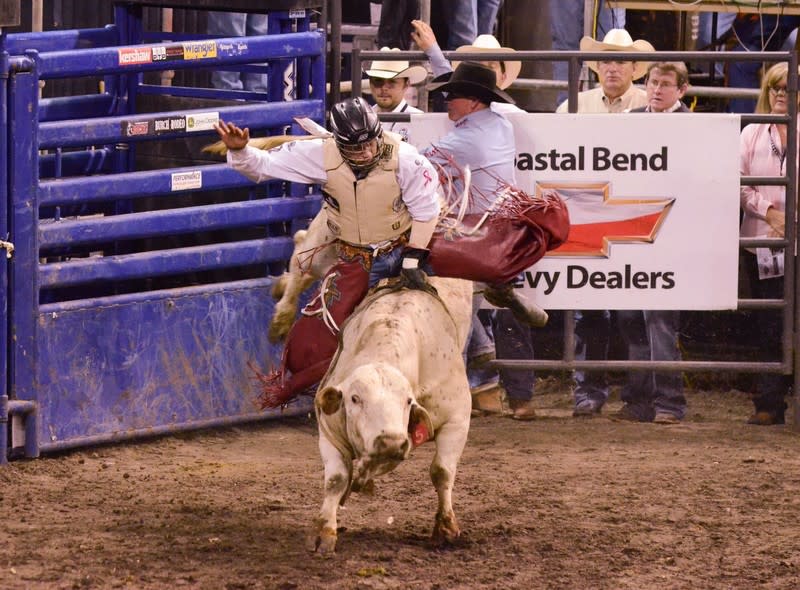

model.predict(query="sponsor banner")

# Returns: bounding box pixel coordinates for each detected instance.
[171,170,202,192]
[152,44,185,62]
[186,112,220,132]
[118,46,152,66]
[216,40,250,58]
[181,40,217,60]
[411,113,741,310]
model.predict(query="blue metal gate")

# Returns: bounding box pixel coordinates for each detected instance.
[1,7,325,462]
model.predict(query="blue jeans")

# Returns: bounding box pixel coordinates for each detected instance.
[444,0,477,49]
[617,310,685,419]
[550,0,625,103]
[741,252,791,414]
[493,310,535,402]
[477,0,503,36]
[207,12,269,92]
[725,16,800,113]
[573,309,611,407]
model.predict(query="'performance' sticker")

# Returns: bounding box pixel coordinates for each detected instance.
[171,170,202,191]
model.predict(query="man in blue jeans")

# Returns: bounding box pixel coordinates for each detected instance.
[441,0,504,49]
[613,61,690,424]
[207,11,268,92]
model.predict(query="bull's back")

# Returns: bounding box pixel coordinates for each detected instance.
[327,278,472,381]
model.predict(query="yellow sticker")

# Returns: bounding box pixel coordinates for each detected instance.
[181,40,218,60]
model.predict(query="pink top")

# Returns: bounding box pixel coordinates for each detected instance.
[739,123,788,239]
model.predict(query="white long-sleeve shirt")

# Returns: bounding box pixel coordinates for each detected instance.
[227,137,441,222]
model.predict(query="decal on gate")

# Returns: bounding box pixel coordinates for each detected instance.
[122,120,151,137]
[171,170,202,191]
[217,41,250,58]
[152,116,187,134]
[118,46,152,66]
[186,112,220,132]
[152,44,185,62]
[182,40,218,60]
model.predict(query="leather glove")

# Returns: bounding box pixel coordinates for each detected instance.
[399,247,438,296]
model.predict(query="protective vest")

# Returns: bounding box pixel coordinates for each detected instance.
[322,131,410,245]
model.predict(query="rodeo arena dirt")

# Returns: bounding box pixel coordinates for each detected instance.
[0,386,799,590]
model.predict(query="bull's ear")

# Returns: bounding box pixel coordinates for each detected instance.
[409,403,434,447]
[317,386,343,415]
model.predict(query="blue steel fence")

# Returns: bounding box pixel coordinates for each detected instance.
[1,11,326,463]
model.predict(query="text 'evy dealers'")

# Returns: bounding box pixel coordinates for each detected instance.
[516,146,668,172]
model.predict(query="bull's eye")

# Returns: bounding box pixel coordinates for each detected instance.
[407,397,413,406]
[351,394,361,405]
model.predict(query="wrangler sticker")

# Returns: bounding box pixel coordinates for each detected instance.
[182,40,217,60]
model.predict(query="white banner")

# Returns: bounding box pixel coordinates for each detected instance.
[411,112,741,310]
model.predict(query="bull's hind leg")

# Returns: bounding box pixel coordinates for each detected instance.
[429,417,469,545]
[306,435,350,557]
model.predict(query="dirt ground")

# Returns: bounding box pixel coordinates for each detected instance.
[1,381,799,590]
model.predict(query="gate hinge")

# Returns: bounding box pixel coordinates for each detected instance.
[0,239,13,259]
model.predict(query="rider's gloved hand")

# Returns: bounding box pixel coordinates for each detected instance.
[399,248,438,296]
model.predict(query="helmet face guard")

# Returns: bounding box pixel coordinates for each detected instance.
[330,97,384,171]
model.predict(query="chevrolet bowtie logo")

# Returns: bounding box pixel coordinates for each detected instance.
[540,182,675,258]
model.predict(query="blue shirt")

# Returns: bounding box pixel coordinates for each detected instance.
[421,107,516,214]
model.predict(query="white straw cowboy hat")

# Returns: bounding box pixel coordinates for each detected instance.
[364,47,429,85]
[453,34,521,89]
[579,29,655,80]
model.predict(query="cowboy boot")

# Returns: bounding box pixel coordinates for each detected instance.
[483,284,549,328]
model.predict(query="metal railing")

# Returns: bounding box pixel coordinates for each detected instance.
[352,47,800,429]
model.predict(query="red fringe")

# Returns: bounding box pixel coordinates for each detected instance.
[247,360,294,410]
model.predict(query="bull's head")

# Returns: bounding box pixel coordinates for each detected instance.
[317,363,433,468]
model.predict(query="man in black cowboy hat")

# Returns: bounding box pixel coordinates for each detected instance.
[424,61,547,421]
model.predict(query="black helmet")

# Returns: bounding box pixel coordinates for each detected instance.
[329,97,384,171]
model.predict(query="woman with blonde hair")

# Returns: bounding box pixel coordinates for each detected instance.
[739,61,796,425]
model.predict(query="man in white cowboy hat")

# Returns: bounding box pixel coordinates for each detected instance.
[555,29,655,419]
[364,47,429,142]
[425,61,546,420]
[411,21,522,115]
[555,28,654,114]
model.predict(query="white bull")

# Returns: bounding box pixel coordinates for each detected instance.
[306,276,473,555]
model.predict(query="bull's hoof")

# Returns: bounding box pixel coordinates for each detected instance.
[306,525,337,557]
[431,511,461,546]
[268,312,294,344]
[350,479,375,495]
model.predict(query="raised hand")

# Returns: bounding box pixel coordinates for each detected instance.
[411,20,438,52]
[214,120,250,151]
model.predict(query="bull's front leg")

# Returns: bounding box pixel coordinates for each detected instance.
[269,268,317,344]
[429,417,469,546]
[269,210,336,344]
[306,434,350,556]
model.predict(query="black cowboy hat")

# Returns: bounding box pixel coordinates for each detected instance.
[426,61,515,105]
